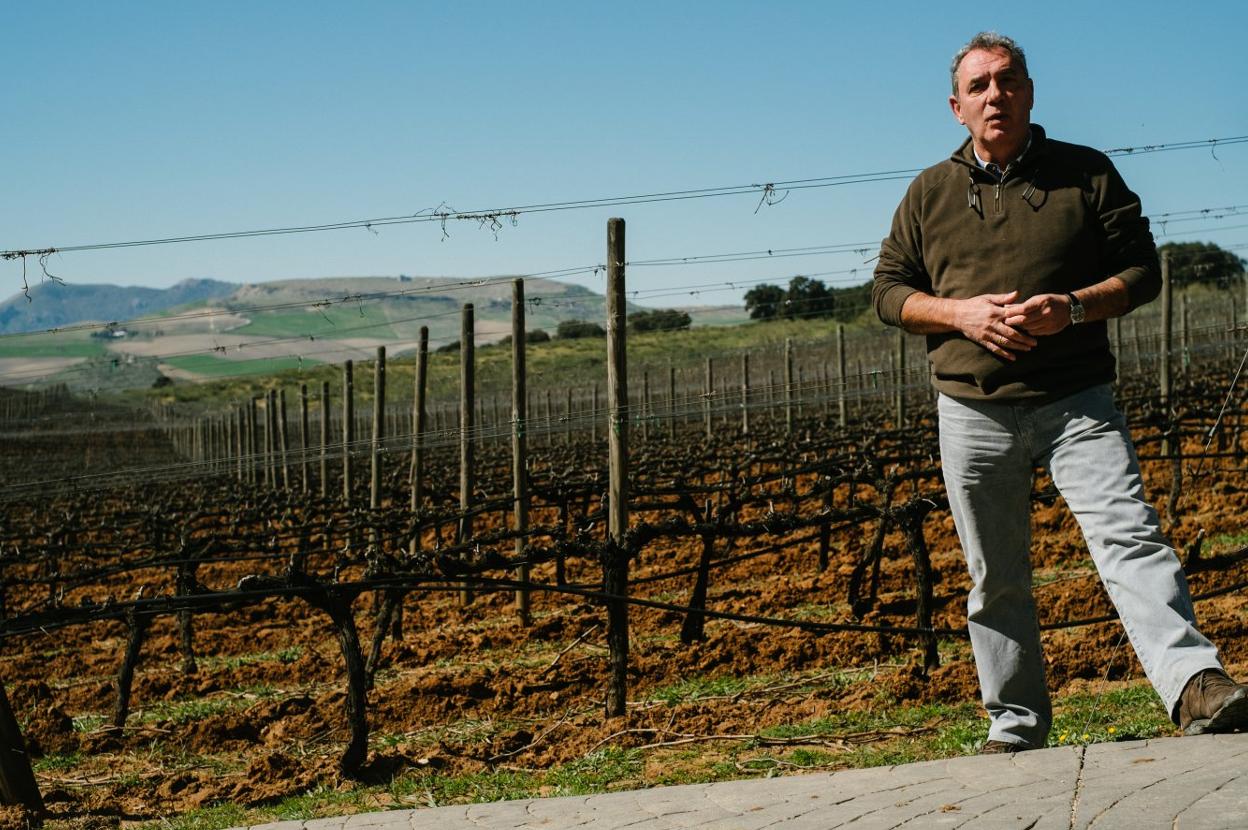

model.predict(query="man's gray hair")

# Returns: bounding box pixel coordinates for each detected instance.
[950,32,1028,95]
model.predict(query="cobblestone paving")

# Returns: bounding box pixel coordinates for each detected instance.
[234,733,1248,830]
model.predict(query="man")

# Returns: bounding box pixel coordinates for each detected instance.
[871,31,1248,752]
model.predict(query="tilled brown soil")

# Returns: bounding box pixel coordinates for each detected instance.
[7,453,1248,827]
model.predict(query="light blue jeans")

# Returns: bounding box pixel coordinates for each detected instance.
[938,384,1221,748]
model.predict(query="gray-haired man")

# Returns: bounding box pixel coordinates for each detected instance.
[872,31,1248,752]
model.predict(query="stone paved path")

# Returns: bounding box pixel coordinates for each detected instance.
[236,733,1248,830]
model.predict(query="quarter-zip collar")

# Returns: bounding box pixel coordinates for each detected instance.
[955,124,1048,215]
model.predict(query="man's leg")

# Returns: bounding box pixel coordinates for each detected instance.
[938,394,1051,748]
[1037,385,1222,719]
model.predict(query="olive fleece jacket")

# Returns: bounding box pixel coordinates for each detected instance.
[871,124,1160,402]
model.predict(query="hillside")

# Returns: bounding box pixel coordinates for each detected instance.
[0,278,238,334]
[0,275,644,389]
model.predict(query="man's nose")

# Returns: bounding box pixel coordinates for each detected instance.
[985,80,1004,102]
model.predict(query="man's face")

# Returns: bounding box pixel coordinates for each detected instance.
[949,46,1033,160]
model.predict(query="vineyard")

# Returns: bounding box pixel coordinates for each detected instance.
[3,252,1248,828]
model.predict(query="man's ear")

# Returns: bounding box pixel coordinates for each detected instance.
[949,94,965,125]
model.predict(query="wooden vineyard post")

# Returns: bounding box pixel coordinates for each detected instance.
[492,394,503,447]
[300,384,310,494]
[410,327,429,516]
[855,359,864,418]
[266,389,278,488]
[543,390,552,449]
[796,364,804,419]
[564,387,573,445]
[605,217,630,717]
[667,365,676,436]
[0,684,43,814]
[740,352,750,435]
[837,325,848,427]
[1180,292,1190,374]
[767,369,776,419]
[235,405,245,483]
[703,357,713,440]
[821,364,830,417]
[591,384,600,443]
[642,370,651,443]
[784,338,795,435]
[511,279,531,623]
[215,417,224,475]
[459,303,476,606]
[371,346,386,511]
[248,396,260,485]
[278,389,291,490]
[1160,253,1173,455]
[343,360,354,504]
[1229,302,1238,365]
[320,381,330,499]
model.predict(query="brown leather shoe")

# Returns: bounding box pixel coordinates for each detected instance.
[1178,669,1248,735]
[981,739,1028,754]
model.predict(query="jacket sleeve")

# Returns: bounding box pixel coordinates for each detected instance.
[1090,156,1160,310]
[872,178,933,328]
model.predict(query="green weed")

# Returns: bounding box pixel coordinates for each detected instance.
[650,675,750,705]
[33,752,82,772]
[147,803,249,830]
[1050,683,1172,746]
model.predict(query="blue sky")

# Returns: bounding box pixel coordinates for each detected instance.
[4,1,1246,312]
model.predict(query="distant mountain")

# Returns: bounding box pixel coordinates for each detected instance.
[0,278,239,334]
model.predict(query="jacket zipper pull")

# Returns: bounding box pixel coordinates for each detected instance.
[995,182,1001,214]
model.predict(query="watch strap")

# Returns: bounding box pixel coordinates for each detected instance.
[1067,293,1085,324]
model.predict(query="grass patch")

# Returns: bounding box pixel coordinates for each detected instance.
[163,354,321,378]
[650,675,751,705]
[395,768,540,808]
[647,667,870,708]
[134,686,281,725]
[1202,532,1248,556]
[33,752,82,772]
[788,601,852,622]
[71,714,108,733]
[232,306,397,339]
[199,646,304,669]
[392,747,643,807]
[1049,683,1172,746]
[545,746,644,793]
[138,697,236,725]
[268,784,371,822]
[147,802,249,830]
[0,331,106,358]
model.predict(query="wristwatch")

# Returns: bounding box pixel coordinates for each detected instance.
[1067,293,1085,324]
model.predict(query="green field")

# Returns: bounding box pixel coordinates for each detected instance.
[230,305,403,340]
[163,354,322,378]
[0,331,106,359]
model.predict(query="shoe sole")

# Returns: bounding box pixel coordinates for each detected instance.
[1184,687,1248,735]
